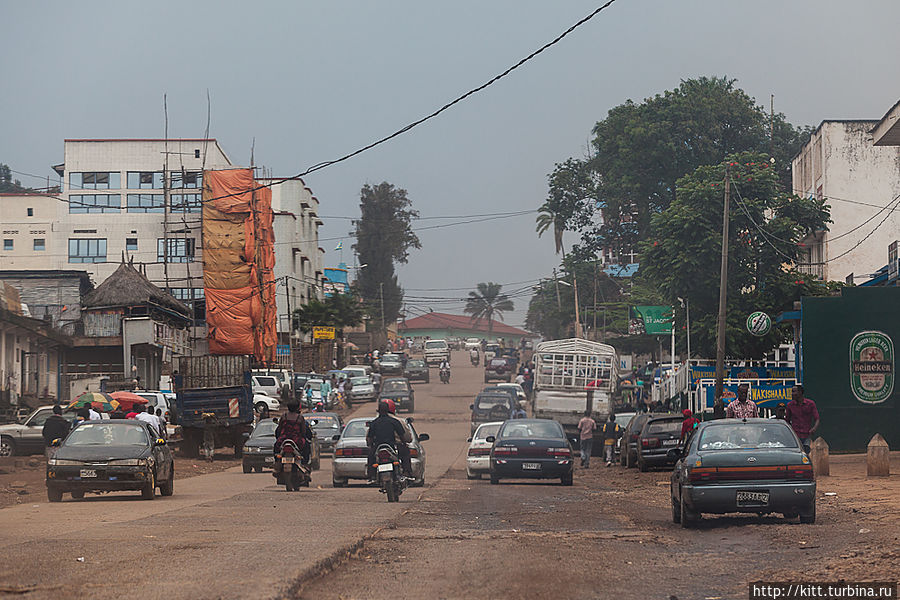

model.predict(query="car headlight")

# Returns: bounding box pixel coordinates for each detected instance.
[48,458,85,466]
[110,458,149,466]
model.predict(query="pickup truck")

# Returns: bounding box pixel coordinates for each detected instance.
[423,339,450,366]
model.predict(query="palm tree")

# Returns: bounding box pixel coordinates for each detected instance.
[535,201,566,256]
[465,282,514,336]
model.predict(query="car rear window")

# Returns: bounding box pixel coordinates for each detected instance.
[476,394,510,409]
[500,421,563,439]
[646,419,682,434]
[698,423,799,450]
[425,341,447,349]
[342,421,371,438]
[255,376,277,386]
[474,423,501,439]
[307,416,338,428]
[407,360,425,367]
[250,422,277,439]
[382,380,409,393]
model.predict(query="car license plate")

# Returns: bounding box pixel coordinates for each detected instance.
[663,439,680,446]
[522,462,541,470]
[265,456,275,463]
[282,457,295,464]
[80,469,97,478]
[378,463,394,472]
[736,491,769,504]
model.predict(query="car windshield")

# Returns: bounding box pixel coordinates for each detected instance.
[342,420,371,438]
[490,359,506,367]
[65,423,149,446]
[351,377,370,386]
[407,360,425,368]
[474,423,501,440]
[382,354,400,361]
[249,421,277,439]
[698,424,799,450]
[646,419,682,434]
[476,395,510,409]
[307,415,338,428]
[382,380,409,393]
[499,421,563,439]
[425,341,446,349]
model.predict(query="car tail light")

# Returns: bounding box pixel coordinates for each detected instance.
[688,467,717,482]
[789,465,814,480]
[493,445,518,457]
[641,438,660,449]
[467,447,491,457]
[546,447,571,458]
[335,447,367,457]
[408,447,419,458]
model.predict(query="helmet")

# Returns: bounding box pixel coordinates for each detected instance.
[315,401,324,412]
[682,409,693,418]
[384,398,396,414]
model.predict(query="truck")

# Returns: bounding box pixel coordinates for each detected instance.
[173,355,255,458]
[532,339,618,447]
[423,339,450,366]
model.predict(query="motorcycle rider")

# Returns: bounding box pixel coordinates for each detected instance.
[274,401,313,466]
[367,400,413,480]
[439,359,451,382]
[469,347,479,365]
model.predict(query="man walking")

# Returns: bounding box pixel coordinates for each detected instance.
[42,405,70,459]
[600,415,620,467]
[577,410,596,468]
[785,384,819,454]
[725,384,758,419]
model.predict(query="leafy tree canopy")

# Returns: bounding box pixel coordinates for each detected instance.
[0,164,31,193]
[293,292,364,335]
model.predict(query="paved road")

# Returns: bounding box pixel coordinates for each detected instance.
[0,351,480,600]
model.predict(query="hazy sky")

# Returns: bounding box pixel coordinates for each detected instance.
[3,1,899,326]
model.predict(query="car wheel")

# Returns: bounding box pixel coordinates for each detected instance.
[671,492,681,524]
[639,458,649,472]
[311,455,321,472]
[625,449,634,468]
[560,472,573,486]
[255,466,263,473]
[799,504,816,524]
[159,468,174,497]
[490,473,499,485]
[782,511,798,520]
[242,463,252,474]
[332,477,347,488]
[619,450,626,466]
[47,486,63,503]
[0,436,15,457]
[71,490,85,500]
[407,403,415,413]
[466,469,480,480]
[141,471,156,500]
[680,495,698,528]
[255,402,267,413]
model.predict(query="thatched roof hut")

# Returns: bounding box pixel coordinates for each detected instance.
[83,260,192,319]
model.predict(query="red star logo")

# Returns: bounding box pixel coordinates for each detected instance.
[866,349,880,361]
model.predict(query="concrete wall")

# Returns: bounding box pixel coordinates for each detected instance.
[792,121,900,283]
[0,273,88,333]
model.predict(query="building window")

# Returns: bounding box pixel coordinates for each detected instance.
[69,194,121,213]
[127,171,164,189]
[70,172,120,190]
[170,170,203,189]
[3,239,12,251]
[167,287,205,301]
[158,238,195,263]
[127,194,165,213]
[126,238,138,251]
[33,239,45,251]
[68,239,107,263]
[171,193,201,213]
[27,208,33,217]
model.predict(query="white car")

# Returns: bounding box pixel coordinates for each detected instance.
[253,393,281,413]
[464,337,481,351]
[302,379,327,408]
[496,383,527,404]
[466,421,503,480]
[251,375,281,397]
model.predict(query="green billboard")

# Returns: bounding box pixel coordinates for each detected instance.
[629,305,673,335]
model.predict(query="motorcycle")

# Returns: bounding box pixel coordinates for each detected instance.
[439,367,451,384]
[374,443,407,502]
[470,353,479,367]
[274,439,311,491]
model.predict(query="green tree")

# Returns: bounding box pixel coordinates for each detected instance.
[536,158,595,255]
[639,151,833,359]
[571,77,810,259]
[0,164,29,193]
[465,282,514,336]
[292,292,364,335]
[353,182,420,328]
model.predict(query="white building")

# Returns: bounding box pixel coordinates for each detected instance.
[792,120,900,283]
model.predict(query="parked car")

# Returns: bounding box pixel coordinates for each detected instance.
[670,419,816,527]
[464,337,482,351]
[470,391,514,435]
[466,421,503,479]
[621,412,664,468]
[242,417,321,473]
[487,419,574,485]
[305,412,343,455]
[1,405,78,456]
[637,414,684,471]
[133,391,173,423]
[46,420,174,501]
[348,376,377,403]
[484,358,512,383]
[378,377,415,413]
[379,354,404,375]
[612,411,636,460]
[331,416,429,487]
[403,359,430,383]
[251,375,281,397]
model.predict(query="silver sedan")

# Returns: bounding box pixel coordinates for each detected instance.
[331,417,428,487]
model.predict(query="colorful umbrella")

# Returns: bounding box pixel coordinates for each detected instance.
[110,391,151,412]
[67,391,118,412]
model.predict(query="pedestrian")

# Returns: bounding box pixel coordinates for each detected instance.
[725,384,758,419]
[136,404,160,435]
[155,408,167,439]
[577,410,596,468]
[773,402,787,420]
[680,409,699,442]
[511,401,527,419]
[320,377,332,407]
[600,415,620,467]
[514,372,525,386]
[88,405,101,420]
[785,384,819,454]
[42,405,71,459]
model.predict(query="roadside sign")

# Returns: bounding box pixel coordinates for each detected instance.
[746,311,772,337]
[313,326,336,340]
[850,330,894,404]
[629,305,673,335]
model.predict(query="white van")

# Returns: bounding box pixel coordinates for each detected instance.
[424,339,450,366]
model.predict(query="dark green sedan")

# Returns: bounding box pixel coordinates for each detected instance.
[669,419,815,527]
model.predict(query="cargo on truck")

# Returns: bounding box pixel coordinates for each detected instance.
[532,338,618,446]
[173,355,255,458]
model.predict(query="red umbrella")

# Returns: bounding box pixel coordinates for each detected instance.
[110,391,150,411]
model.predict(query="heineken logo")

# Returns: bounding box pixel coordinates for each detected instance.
[850,331,894,404]
[746,311,772,337]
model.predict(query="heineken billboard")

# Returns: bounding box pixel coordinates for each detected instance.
[629,305,673,336]
[850,330,894,404]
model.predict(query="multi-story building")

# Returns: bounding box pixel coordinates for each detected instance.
[792,119,900,283]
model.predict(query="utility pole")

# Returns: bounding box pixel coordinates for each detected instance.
[284,276,292,367]
[714,163,731,403]
[572,273,583,339]
[379,282,385,332]
[553,269,561,310]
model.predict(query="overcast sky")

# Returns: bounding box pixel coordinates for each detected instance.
[3,1,899,327]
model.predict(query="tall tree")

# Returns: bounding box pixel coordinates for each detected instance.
[292,292,364,335]
[465,282,514,336]
[535,158,595,255]
[353,182,420,328]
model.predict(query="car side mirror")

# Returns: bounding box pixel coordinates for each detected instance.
[242,432,251,438]
[418,433,429,442]
[666,448,681,459]
[50,438,62,447]
[485,436,496,443]
[469,404,474,410]
[406,417,414,423]
[272,417,279,424]
[155,438,167,446]
[332,434,341,441]
[466,437,472,442]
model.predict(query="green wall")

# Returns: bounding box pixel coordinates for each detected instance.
[801,286,899,451]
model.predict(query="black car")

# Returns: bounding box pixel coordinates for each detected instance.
[46,420,174,502]
[379,354,404,375]
[470,391,514,435]
[403,359,430,383]
[487,419,574,486]
[481,385,519,410]
[292,373,317,401]
[242,418,277,472]
[621,412,666,468]
[379,377,415,412]
[484,358,512,383]
[306,412,343,455]
[637,415,684,471]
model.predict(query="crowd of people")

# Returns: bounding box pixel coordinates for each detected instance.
[41,402,168,458]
